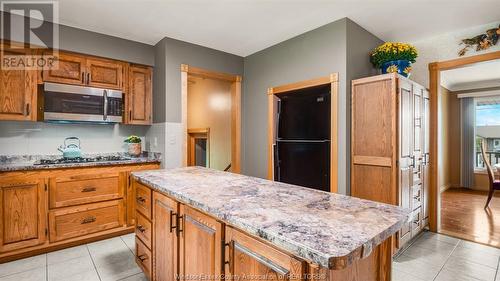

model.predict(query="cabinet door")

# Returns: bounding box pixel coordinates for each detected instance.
[87,58,124,90]
[411,84,424,188]
[179,205,222,281]
[153,192,178,281]
[0,46,37,121]
[225,227,305,281]
[43,52,86,85]
[0,179,47,252]
[127,65,152,125]
[422,89,430,220]
[398,79,413,245]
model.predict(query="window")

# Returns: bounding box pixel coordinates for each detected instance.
[475,97,500,169]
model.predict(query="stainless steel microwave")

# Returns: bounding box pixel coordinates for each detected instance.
[42,82,123,123]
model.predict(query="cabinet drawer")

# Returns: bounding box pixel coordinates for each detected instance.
[49,200,125,242]
[135,182,151,219]
[135,212,152,249]
[50,173,124,208]
[135,237,152,280]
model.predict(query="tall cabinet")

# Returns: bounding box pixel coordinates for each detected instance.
[351,73,430,250]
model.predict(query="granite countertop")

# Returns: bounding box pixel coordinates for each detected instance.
[132,167,409,270]
[0,152,161,172]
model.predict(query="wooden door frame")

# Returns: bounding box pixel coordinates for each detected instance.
[428,51,500,232]
[180,64,242,173]
[187,128,210,167]
[267,73,339,193]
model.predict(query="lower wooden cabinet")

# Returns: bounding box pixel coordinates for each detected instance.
[0,163,159,262]
[151,191,178,281]
[138,185,305,281]
[48,200,125,242]
[178,204,223,281]
[225,227,305,280]
[0,179,47,253]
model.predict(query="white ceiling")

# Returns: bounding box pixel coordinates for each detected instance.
[441,59,500,92]
[23,0,500,56]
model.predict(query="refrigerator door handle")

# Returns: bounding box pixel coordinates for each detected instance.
[273,143,280,181]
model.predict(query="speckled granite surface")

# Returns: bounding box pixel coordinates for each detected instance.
[132,167,409,270]
[0,152,161,172]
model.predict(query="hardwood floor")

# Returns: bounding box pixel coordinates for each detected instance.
[440,188,500,248]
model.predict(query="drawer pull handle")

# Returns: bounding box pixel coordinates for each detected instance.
[169,210,177,233]
[81,216,96,224]
[81,187,97,193]
[136,225,146,233]
[177,215,184,234]
[136,196,146,204]
[137,254,148,262]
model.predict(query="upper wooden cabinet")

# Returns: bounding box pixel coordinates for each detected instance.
[0,179,47,253]
[43,53,124,90]
[86,58,124,90]
[127,65,152,125]
[0,45,37,121]
[42,52,86,85]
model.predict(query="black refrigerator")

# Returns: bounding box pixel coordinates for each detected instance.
[274,85,331,192]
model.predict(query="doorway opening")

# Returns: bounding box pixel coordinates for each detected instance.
[429,51,500,247]
[181,65,241,173]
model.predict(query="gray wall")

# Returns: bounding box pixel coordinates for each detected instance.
[242,18,381,195]
[1,12,154,65]
[242,18,348,193]
[155,38,243,122]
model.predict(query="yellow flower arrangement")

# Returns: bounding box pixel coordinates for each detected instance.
[370,42,418,68]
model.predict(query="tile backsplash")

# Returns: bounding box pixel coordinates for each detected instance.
[0,121,148,155]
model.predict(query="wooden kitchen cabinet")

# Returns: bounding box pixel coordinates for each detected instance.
[42,52,86,85]
[43,52,125,90]
[151,191,178,281]
[127,65,152,125]
[179,205,223,281]
[225,227,305,281]
[0,44,37,121]
[0,179,47,253]
[351,73,430,251]
[86,58,124,90]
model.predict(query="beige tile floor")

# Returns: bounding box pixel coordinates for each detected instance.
[0,231,498,281]
[394,231,500,281]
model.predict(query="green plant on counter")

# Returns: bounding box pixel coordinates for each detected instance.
[124,135,142,143]
[370,42,418,68]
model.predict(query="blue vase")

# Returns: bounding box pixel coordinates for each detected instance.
[380,60,412,77]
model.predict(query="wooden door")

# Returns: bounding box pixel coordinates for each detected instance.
[422,89,431,221]
[0,179,47,252]
[178,205,222,281]
[0,46,37,121]
[127,65,152,125]
[153,192,178,281]
[398,79,413,245]
[86,58,124,90]
[43,52,86,85]
[225,227,305,281]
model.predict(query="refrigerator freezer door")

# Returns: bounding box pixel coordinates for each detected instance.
[275,140,330,192]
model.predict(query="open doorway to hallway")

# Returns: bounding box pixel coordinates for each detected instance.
[437,58,500,247]
[180,65,242,173]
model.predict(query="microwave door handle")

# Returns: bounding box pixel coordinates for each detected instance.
[103,90,108,121]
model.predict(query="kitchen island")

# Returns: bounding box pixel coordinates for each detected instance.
[132,167,409,281]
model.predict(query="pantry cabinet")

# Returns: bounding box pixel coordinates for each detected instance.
[0,179,47,253]
[0,43,37,121]
[351,73,430,250]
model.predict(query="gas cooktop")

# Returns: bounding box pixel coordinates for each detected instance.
[34,155,131,165]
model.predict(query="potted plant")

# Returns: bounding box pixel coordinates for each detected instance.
[124,135,142,157]
[370,42,418,77]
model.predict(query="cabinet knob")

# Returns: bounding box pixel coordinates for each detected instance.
[137,254,148,262]
[136,196,146,204]
[81,216,96,224]
[136,225,146,233]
